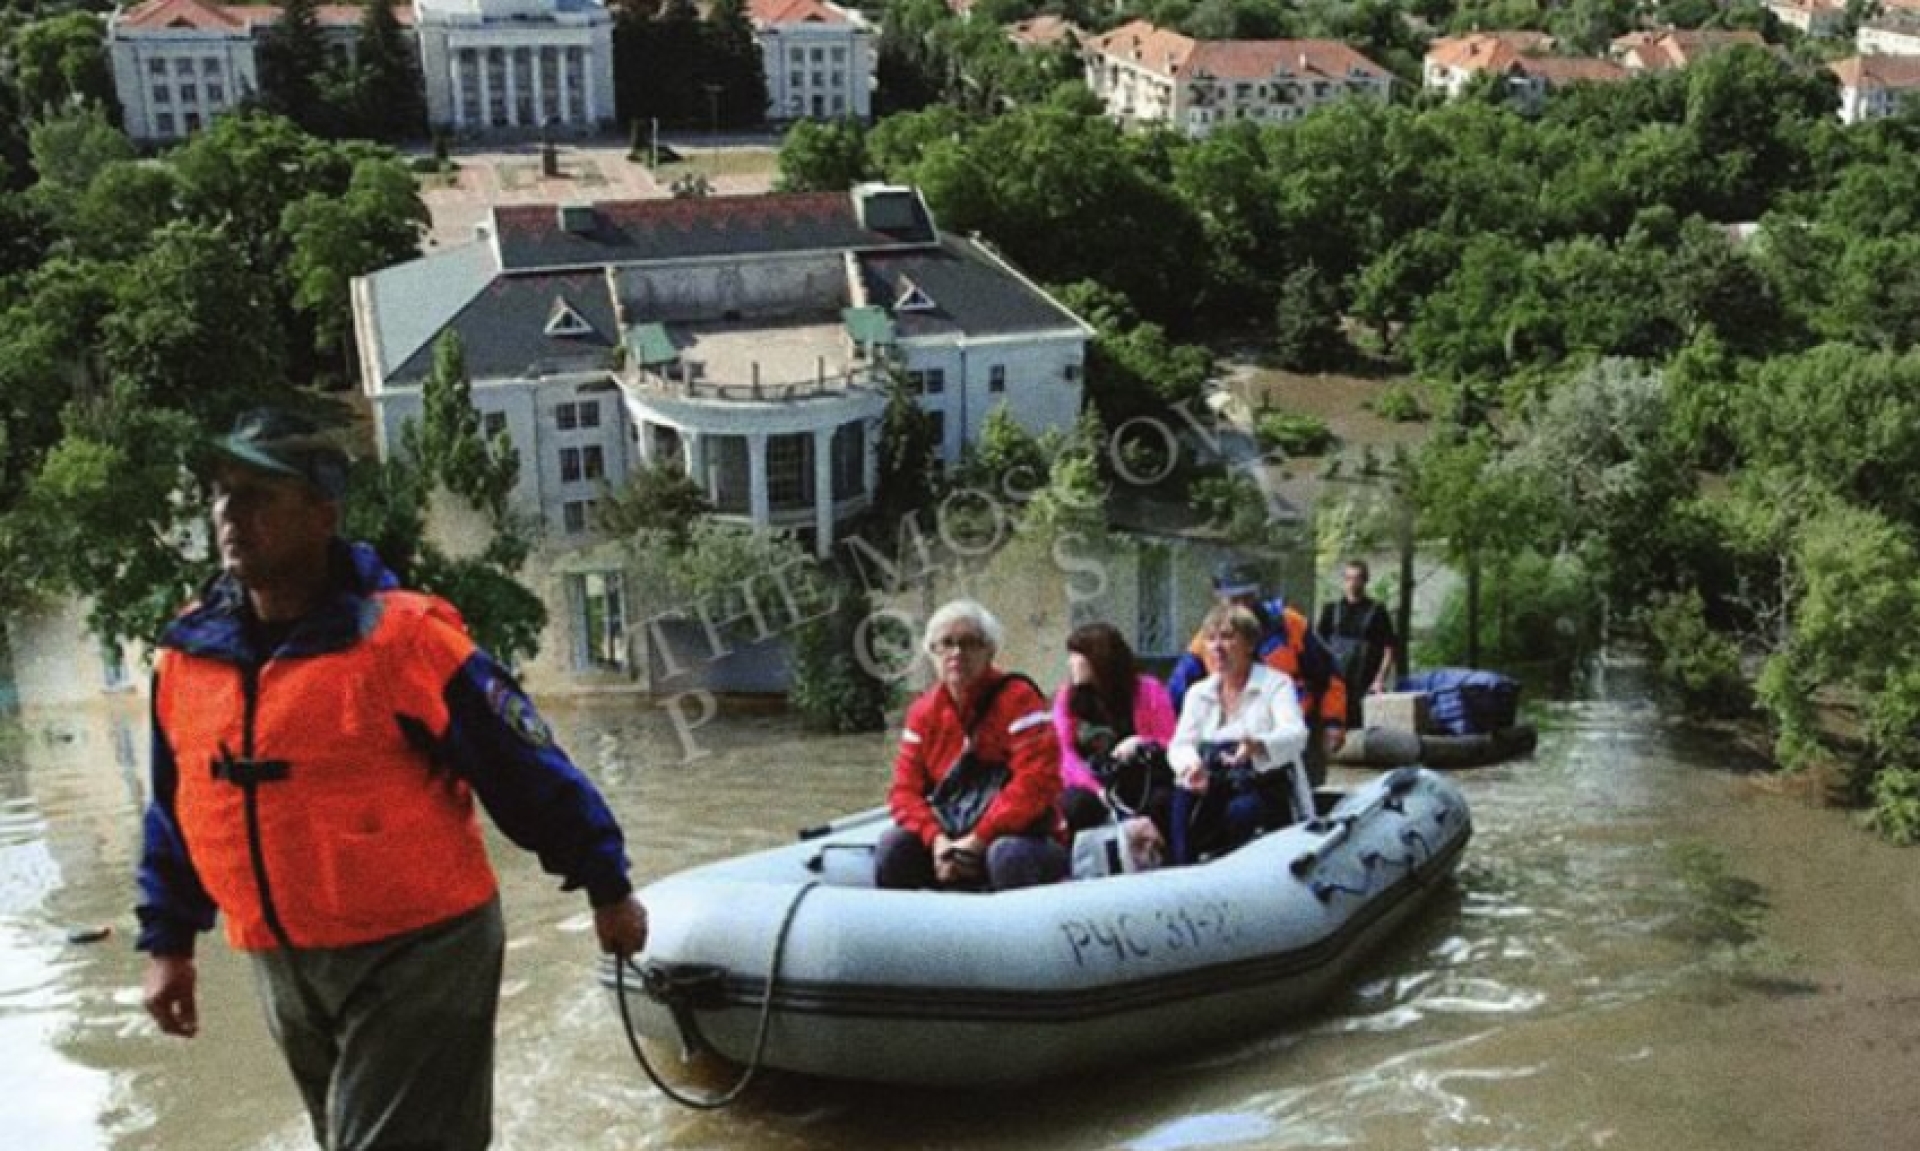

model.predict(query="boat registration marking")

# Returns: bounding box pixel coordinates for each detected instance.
[1059,900,1242,967]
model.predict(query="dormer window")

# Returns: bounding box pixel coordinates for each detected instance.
[546,296,594,338]
[893,277,936,313]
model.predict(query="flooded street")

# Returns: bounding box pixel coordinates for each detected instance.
[4,680,1918,1151]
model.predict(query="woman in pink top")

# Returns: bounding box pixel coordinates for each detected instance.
[1051,623,1178,836]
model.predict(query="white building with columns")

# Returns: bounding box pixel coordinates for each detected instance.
[350,186,1089,689]
[749,0,873,121]
[413,0,616,134]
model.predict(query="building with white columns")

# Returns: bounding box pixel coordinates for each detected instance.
[350,187,1089,688]
[413,0,616,134]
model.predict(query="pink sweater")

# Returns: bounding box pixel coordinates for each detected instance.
[1050,674,1179,794]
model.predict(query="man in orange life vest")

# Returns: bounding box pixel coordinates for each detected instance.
[136,409,647,1151]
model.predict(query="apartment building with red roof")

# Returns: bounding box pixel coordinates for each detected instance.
[1084,20,1391,137]
[1609,27,1767,73]
[1832,53,1920,121]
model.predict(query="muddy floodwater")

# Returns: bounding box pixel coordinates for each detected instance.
[5,677,1919,1151]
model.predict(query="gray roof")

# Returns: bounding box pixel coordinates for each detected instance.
[389,270,619,384]
[490,191,934,272]
[858,237,1088,340]
[362,241,500,380]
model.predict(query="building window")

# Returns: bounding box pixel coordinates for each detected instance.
[812,71,825,87]
[156,112,176,135]
[149,58,166,76]
[831,95,843,114]
[207,83,225,104]
[1064,362,1081,381]
[555,399,600,430]
[570,570,627,671]
[562,499,598,534]
[707,435,750,514]
[483,411,507,439]
[831,46,846,63]
[203,57,221,75]
[560,445,605,483]
[766,433,813,511]
[184,112,201,131]
[174,58,194,75]
[811,47,824,62]
[790,47,805,64]
[989,365,1006,393]
[928,411,946,465]
[180,83,197,102]
[153,84,171,104]
[925,368,945,394]
[831,421,864,500]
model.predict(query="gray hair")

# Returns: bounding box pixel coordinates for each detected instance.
[923,599,1005,656]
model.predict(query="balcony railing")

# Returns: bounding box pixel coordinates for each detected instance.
[623,362,886,403]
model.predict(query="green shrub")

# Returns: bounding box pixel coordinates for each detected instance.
[1369,381,1429,422]
[1641,589,1751,718]
[1862,766,1920,846]
[789,581,896,733]
[1254,409,1336,457]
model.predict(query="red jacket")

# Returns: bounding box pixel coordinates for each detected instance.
[889,669,1062,846]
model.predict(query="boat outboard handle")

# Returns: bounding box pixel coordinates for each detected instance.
[1290,767,1427,880]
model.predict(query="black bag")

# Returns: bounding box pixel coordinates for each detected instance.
[1091,741,1174,818]
[926,674,1041,839]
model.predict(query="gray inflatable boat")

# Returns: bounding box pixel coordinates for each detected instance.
[601,766,1470,1088]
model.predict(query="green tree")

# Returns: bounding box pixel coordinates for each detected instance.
[596,459,712,545]
[705,0,768,126]
[282,154,427,355]
[1271,264,1345,371]
[100,222,287,423]
[9,12,119,118]
[352,0,425,141]
[26,104,133,204]
[789,576,895,732]
[403,332,519,520]
[1412,428,1547,666]
[258,0,334,134]
[775,117,873,191]
[867,368,941,540]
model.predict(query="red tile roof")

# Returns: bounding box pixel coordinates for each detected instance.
[749,0,847,25]
[1611,27,1764,71]
[119,0,416,30]
[1831,53,1920,89]
[119,0,248,31]
[1088,20,1388,82]
[1515,55,1629,84]
[1426,30,1556,72]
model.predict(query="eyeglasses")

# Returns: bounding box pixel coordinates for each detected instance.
[930,634,987,654]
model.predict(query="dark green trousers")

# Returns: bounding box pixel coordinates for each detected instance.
[249,897,505,1151]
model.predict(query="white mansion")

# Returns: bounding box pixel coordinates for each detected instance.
[350,185,1090,557]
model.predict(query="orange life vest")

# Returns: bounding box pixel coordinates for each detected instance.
[158,592,498,950]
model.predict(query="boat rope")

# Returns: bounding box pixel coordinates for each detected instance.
[614,879,821,1111]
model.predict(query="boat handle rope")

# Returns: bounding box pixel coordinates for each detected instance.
[613,879,822,1110]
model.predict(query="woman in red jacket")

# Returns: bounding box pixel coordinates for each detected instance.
[875,600,1067,891]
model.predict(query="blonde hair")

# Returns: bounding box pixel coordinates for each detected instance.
[1200,603,1261,647]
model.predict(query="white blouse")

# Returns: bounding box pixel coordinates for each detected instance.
[1168,663,1312,815]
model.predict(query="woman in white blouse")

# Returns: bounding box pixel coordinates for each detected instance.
[1167,603,1313,864]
